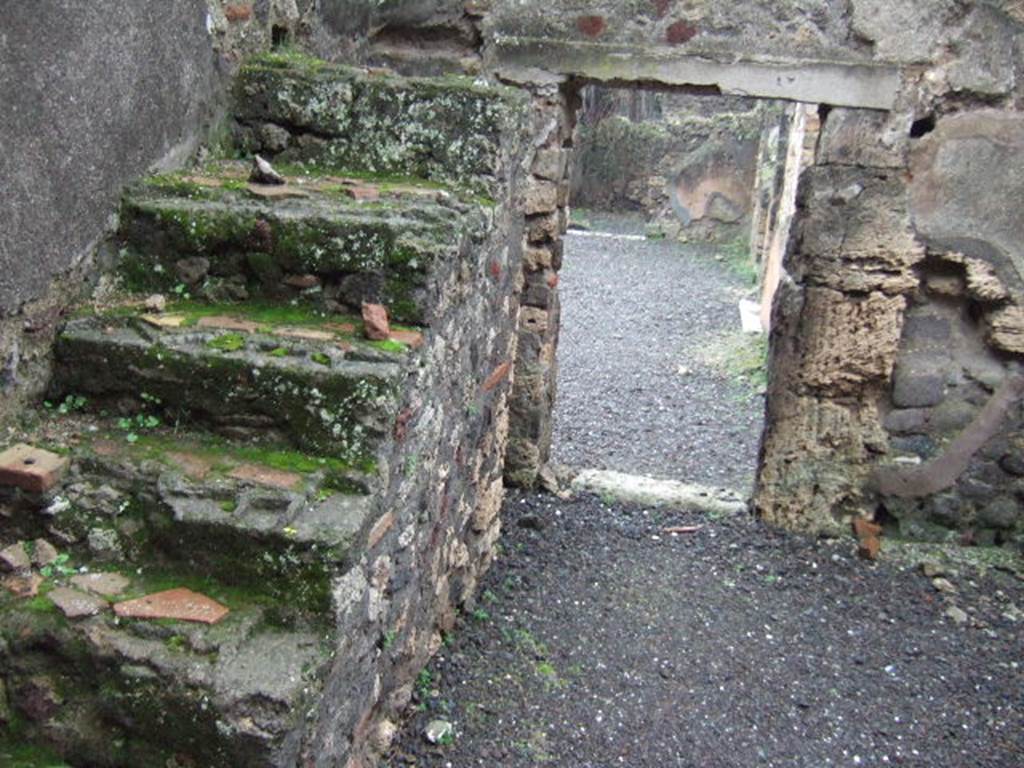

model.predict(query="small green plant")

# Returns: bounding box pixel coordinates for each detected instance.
[44,394,88,415]
[310,351,332,366]
[471,607,490,622]
[482,589,498,605]
[437,730,455,747]
[219,500,238,513]
[172,282,191,300]
[206,333,246,353]
[382,630,398,650]
[118,412,161,443]
[269,346,289,358]
[40,553,75,579]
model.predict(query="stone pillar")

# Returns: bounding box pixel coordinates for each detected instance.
[504,83,577,487]
[754,107,921,534]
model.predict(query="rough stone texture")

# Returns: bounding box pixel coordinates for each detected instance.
[1,49,532,767]
[233,52,530,195]
[909,110,1024,303]
[0,1,220,422]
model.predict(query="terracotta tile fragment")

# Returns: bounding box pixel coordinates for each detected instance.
[166,452,214,480]
[482,361,512,392]
[0,444,69,493]
[389,329,424,349]
[31,539,59,568]
[3,572,43,598]
[229,464,303,489]
[48,587,107,619]
[246,183,309,199]
[852,517,882,540]
[344,185,381,201]
[197,316,259,333]
[114,588,230,624]
[858,536,881,560]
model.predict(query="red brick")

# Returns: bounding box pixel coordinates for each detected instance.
[0,444,69,493]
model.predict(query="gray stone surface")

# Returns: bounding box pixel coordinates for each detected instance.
[910,111,1024,300]
[0,0,219,313]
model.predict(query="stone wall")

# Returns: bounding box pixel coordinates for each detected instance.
[0,1,222,425]
[572,92,767,245]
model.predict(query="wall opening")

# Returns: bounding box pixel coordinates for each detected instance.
[548,85,817,495]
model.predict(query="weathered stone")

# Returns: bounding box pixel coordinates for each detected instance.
[31,538,59,568]
[986,306,1024,355]
[817,108,905,169]
[944,605,969,625]
[884,408,928,435]
[978,497,1019,530]
[174,257,210,286]
[48,586,107,619]
[795,288,906,396]
[71,571,131,597]
[144,293,167,312]
[0,541,30,572]
[910,112,1024,306]
[251,154,286,185]
[523,178,558,215]
[945,5,1018,97]
[87,527,123,561]
[532,147,568,181]
[362,303,391,341]
[424,719,453,744]
[891,365,946,408]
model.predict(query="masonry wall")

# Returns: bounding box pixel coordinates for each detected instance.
[572,92,767,245]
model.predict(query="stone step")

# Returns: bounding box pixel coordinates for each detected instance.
[1,563,332,767]
[232,51,529,196]
[52,310,407,466]
[117,161,492,324]
[0,422,379,616]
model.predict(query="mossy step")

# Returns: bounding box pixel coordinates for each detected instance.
[0,569,331,767]
[52,314,403,466]
[232,50,530,195]
[118,161,491,325]
[0,423,379,617]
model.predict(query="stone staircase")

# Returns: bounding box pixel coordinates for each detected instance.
[0,51,529,767]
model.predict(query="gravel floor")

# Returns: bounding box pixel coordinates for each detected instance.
[388,492,1024,768]
[551,218,764,492]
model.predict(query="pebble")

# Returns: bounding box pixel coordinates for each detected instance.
[932,577,956,594]
[424,719,453,744]
[944,605,969,625]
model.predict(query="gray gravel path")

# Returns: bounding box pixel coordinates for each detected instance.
[389,493,1024,768]
[552,219,764,492]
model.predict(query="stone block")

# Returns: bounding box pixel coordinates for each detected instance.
[0,444,69,493]
[523,179,559,215]
[910,111,1024,304]
[817,108,905,169]
[531,148,568,181]
[891,363,946,408]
